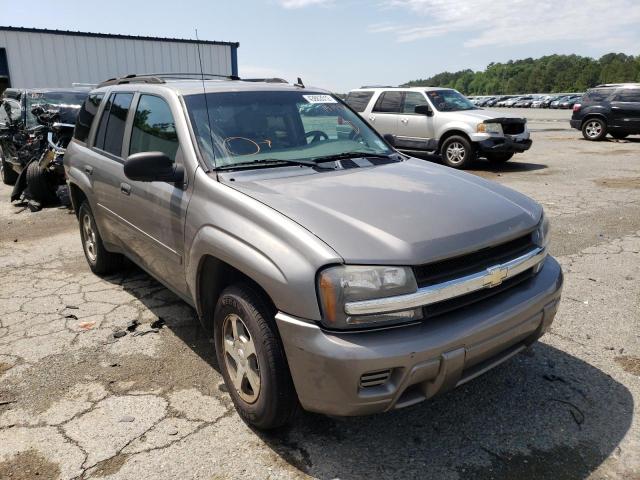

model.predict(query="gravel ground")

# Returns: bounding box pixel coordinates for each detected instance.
[0,111,639,480]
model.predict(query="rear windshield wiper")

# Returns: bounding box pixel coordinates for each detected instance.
[310,152,396,162]
[216,158,336,171]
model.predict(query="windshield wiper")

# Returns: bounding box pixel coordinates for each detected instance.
[216,158,336,171]
[310,152,395,162]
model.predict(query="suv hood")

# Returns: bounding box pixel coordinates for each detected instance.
[440,109,524,123]
[222,159,541,265]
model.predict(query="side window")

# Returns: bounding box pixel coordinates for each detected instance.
[614,89,640,103]
[0,99,21,125]
[372,91,403,113]
[94,92,133,156]
[345,91,374,112]
[402,92,428,113]
[74,93,104,142]
[129,95,179,161]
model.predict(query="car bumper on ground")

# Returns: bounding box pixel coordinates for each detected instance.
[570,119,582,130]
[477,135,532,154]
[275,256,563,417]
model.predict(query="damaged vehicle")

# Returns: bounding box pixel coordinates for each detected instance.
[345,87,532,169]
[0,88,88,204]
[65,74,563,429]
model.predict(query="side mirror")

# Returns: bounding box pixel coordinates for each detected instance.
[383,133,396,147]
[124,152,184,183]
[414,104,433,116]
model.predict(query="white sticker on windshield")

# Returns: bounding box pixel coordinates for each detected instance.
[303,94,337,104]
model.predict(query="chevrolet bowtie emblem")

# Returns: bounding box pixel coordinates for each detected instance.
[484,266,509,288]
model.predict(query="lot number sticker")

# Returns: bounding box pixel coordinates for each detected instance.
[303,95,337,104]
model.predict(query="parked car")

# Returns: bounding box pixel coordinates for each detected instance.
[0,87,88,202]
[502,97,522,108]
[571,83,640,140]
[513,96,534,108]
[345,87,532,168]
[558,95,582,109]
[540,95,561,108]
[65,74,562,429]
[486,96,510,107]
[550,96,572,109]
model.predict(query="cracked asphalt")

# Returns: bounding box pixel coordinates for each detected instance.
[1,108,639,479]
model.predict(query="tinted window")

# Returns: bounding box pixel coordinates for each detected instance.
[373,91,403,113]
[74,93,104,142]
[614,89,640,103]
[402,92,427,113]
[129,95,179,161]
[584,89,611,103]
[95,93,133,156]
[345,91,374,112]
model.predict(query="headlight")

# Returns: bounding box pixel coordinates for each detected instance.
[317,265,421,329]
[477,122,503,134]
[532,211,550,249]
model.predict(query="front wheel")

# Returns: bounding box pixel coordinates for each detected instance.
[440,135,475,169]
[486,152,514,163]
[214,284,298,429]
[582,118,607,141]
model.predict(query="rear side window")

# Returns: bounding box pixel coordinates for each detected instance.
[614,89,640,103]
[402,92,427,113]
[373,91,403,113]
[74,93,104,143]
[345,91,374,112]
[95,92,134,156]
[129,95,179,161]
[584,89,610,103]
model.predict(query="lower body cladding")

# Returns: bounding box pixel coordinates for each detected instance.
[477,135,532,154]
[276,256,562,416]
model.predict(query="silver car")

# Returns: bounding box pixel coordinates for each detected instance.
[346,87,532,169]
[65,75,562,429]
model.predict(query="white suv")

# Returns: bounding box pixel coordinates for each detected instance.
[345,87,532,169]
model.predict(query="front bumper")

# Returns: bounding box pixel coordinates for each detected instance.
[477,135,532,154]
[570,119,581,130]
[276,256,562,416]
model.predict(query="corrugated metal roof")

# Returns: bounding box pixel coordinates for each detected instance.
[0,26,239,48]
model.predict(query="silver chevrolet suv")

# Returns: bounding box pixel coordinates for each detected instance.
[65,74,562,429]
[346,87,532,168]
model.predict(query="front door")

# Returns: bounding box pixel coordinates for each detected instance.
[119,93,190,296]
[396,91,435,150]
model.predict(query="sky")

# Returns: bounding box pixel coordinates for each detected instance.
[2,0,640,92]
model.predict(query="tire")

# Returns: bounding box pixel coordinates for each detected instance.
[26,161,58,204]
[1,151,18,186]
[486,152,514,163]
[582,118,607,141]
[214,283,298,429]
[78,201,123,275]
[440,135,476,169]
[611,132,628,140]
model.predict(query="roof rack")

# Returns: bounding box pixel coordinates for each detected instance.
[97,72,240,88]
[242,78,289,84]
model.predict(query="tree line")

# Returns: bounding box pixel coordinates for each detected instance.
[402,53,640,95]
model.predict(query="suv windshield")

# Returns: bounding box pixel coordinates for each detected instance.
[184,91,393,169]
[426,90,477,112]
[26,91,87,128]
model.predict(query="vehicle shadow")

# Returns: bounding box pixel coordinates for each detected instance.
[109,264,632,480]
[408,151,548,174]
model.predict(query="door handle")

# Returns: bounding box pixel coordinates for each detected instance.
[84,165,93,175]
[369,115,376,122]
[400,118,409,124]
[120,183,131,196]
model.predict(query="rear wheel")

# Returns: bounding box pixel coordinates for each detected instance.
[78,201,123,275]
[582,118,607,141]
[440,135,475,169]
[486,152,514,163]
[26,161,57,204]
[1,150,18,186]
[214,284,298,429]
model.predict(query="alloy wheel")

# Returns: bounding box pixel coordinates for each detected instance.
[585,121,602,139]
[82,213,97,262]
[222,313,261,403]
[446,142,466,165]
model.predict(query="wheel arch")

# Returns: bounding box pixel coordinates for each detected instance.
[437,129,472,151]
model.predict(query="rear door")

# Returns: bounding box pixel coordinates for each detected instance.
[610,88,640,132]
[396,91,436,150]
[367,91,402,137]
[119,93,189,295]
